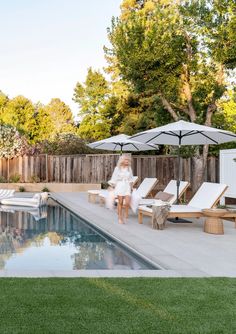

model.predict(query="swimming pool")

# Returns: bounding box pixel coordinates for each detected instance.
[0,201,157,271]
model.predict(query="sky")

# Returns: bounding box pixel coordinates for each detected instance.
[0,0,121,116]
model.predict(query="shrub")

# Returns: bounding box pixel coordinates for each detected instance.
[101,181,109,189]
[41,187,50,192]
[9,173,21,183]
[29,175,40,183]
[0,124,30,158]
[19,186,25,192]
[0,175,7,183]
[39,133,94,155]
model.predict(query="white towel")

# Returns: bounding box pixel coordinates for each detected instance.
[130,189,142,213]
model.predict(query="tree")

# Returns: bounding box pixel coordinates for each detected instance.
[0,91,9,118]
[0,124,29,158]
[73,68,111,140]
[1,95,38,143]
[42,98,76,138]
[106,0,236,191]
[39,133,93,155]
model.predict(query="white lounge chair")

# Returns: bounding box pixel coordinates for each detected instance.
[131,177,158,199]
[138,182,228,225]
[139,180,189,206]
[1,192,48,208]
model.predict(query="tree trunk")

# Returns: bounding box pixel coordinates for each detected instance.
[191,155,205,195]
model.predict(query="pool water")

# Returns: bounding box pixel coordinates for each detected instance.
[0,201,156,271]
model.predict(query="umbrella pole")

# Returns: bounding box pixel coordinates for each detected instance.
[170,136,192,223]
[176,144,181,205]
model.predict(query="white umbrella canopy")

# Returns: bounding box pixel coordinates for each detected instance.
[130,120,236,204]
[88,134,158,152]
[131,120,236,145]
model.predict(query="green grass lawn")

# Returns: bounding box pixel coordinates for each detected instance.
[0,278,235,334]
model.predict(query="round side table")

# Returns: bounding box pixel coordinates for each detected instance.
[202,209,226,235]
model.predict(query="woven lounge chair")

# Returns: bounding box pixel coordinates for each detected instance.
[138,182,228,225]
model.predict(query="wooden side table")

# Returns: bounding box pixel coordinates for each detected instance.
[88,190,100,203]
[202,209,227,235]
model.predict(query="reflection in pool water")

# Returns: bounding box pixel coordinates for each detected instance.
[0,202,154,270]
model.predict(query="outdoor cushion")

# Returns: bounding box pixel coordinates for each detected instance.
[138,180,189,208]
[163,180,189,204]
[188,182,227,209]
[135,178,158,198]
[1,193,48,208]
[0,189,15,199]
[169,205,202,213]
[155,191,174,202]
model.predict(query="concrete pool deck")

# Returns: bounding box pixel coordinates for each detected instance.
[1,192,235,278]
[46,192,236,278]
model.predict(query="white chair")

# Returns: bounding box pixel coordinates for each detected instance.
[138,182,228,225]
[131,177,158,199]
[139,180,189,206]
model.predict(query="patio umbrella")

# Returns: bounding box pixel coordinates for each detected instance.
[131,120,236,203]
[88,134,158,153]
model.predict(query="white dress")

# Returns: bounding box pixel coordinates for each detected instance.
[109,166,134,196]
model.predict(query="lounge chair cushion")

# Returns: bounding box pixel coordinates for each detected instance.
[169,205,202,213]
[1,193,48,208]
[155,191,174,202]
[139,204,201,214]
[188,182,227,209]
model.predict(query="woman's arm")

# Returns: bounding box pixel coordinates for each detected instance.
[108,167,119,187]
[129,167,134,190]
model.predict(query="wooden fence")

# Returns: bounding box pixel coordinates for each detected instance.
[0,154,219,189]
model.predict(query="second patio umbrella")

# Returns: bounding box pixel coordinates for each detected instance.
[88,134,158,153]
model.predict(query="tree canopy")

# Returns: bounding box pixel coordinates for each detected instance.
[0,92,79,148]
[73,68,111,140]
[106,0,236,129]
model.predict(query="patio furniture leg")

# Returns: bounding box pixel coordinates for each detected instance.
[91,193,97,203]
[138,211,143,224]
[88,193,91,203]
[99,197,105,206]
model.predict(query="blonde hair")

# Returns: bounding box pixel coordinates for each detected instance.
[117,154,131,168]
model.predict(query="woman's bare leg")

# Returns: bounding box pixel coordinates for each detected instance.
[125,195,131,219]
[117,196,124,224]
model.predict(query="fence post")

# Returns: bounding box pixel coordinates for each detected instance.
[7,158,9,181]
[45,154,48,182]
